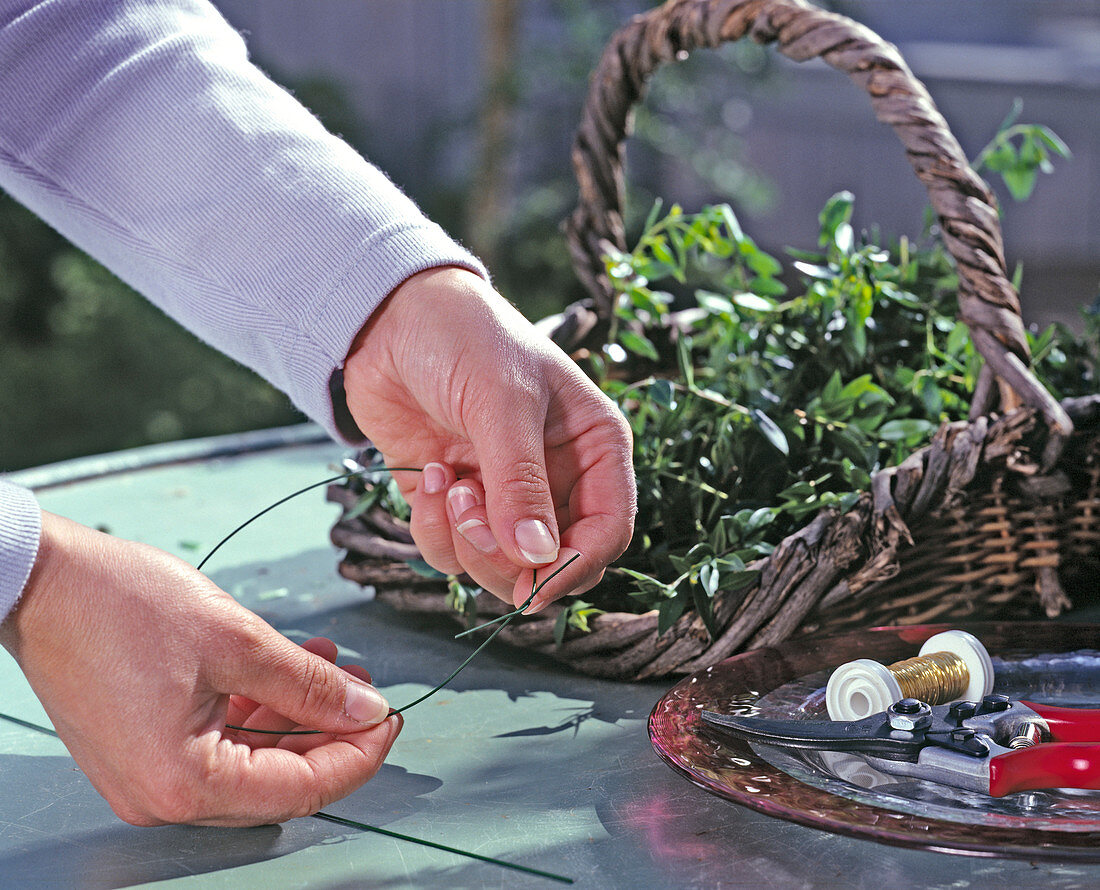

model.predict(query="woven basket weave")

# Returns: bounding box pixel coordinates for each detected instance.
[330,0,1100,680]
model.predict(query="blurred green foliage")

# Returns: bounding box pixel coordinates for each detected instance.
[972,99,1072,202]
[0,195,301,471]
[482,0,780,322]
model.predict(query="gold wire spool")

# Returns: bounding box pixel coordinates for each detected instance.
[887,651,970,705]
[826,630,995,721]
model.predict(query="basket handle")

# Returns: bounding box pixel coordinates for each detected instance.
[565,0,1072,454]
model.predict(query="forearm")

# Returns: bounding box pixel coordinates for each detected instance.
[0,0,486,440]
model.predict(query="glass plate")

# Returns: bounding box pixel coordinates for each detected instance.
[648,622,1100,860]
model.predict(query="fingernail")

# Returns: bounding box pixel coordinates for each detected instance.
[457,517,499,554]
[345,680,390,726]
[423,463,447,494]
[515,519,558,564]
[447,485,477,520]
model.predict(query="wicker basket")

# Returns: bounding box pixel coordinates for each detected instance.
[330,0,1100,680]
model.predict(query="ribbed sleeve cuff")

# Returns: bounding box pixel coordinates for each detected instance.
[0,479,41,624]
[300,224,490,444]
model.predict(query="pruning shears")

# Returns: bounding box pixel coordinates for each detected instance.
[702,695,1100,797]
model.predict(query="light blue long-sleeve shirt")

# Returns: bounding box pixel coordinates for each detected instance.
[0,0,487,621]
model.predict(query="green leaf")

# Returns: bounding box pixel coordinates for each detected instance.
[878,418,936,442]
[730,291,779,313]
[719,204,744,242]
[847,317,867,359]
[1036,126,1071,158]
[447,578,481,621]
[779,481,816,500]
[1019,131,1045,167]
[750,408,789,455]
[648,378,676,407]
[719,570,760,592]
[657,596,687,635]
[840,374,891,404]
[840,458,872,490]
[717,552,747,573]
[982,141,1017,172]
[697,290,735,315]
[621,568,676,600]
[833,222,854,255]
[642,198,664,235]
[698,561,719,597]
[666,553,692,575]
[553,609,569,647]
[822,370,844,406]
[946,321,971,356]
[748,276,788,297]
[552,600,608,645]
[619,329,659,361]
[785,246,828,264]
[344,486,384,520]
[684,541,716,564]
[1002,163,1039,201]
[690,584,719,639]
[818,191,854,248]
[745,507,777,535]
[793,260,835,280]
[567,601,605,634]
[918,378,945,416]
[676,335,695,390]
[996,97,1024,135]
[829,428,871,465]
[409,559,447,579]
[746,249,783,278]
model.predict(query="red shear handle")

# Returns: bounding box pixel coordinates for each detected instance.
[989,743,1100,797]
[1020,701,1100,742]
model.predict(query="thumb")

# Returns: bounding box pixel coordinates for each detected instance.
[222,628,391,732]
[475,404,560,570]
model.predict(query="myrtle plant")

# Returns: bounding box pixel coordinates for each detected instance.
[595,183,1094,636]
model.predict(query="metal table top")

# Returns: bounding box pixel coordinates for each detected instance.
[2,425,1097,889]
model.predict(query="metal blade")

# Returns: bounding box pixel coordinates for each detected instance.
[701,710,923,762]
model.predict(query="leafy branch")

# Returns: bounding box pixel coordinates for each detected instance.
[971,99,1071,201]
[592,164,1094,636]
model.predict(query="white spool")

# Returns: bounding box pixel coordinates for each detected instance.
[825,630,995,722]
[825,659,903,722]
[917,629,994,702]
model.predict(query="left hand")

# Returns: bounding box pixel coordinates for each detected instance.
[343,266,636,612]
[1,514,401,827]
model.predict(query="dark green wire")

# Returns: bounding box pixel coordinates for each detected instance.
[206,463,579,723]
[197,465,421,572]
[225,554,579,726]
[392,553,579,714]
[177,462,577,883]
[0,712,60,736]
[0,547,579,884]
[0,711,571,884]
[311,812,573,884]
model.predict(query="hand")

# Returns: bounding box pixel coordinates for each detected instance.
[344,266,636,611]
[0,512,402,827]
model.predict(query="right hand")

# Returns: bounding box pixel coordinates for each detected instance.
[343,266,636,612]
[0,511,401,827]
